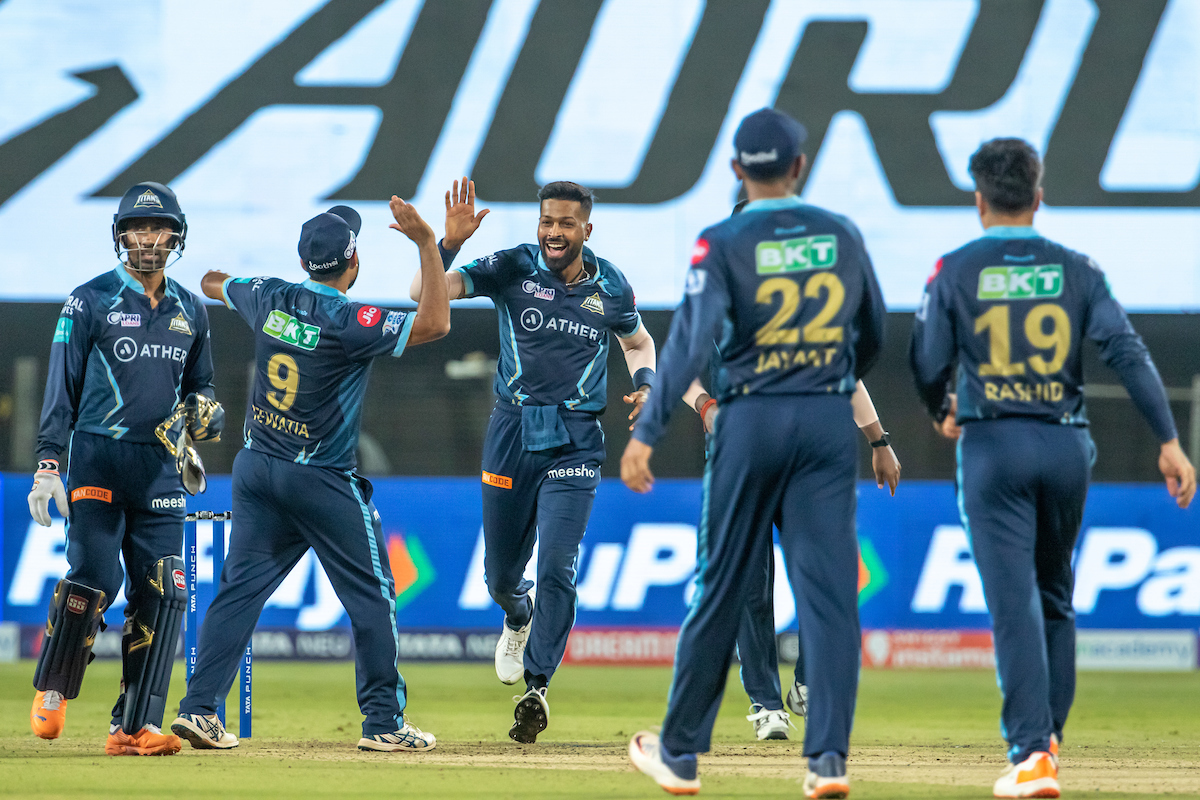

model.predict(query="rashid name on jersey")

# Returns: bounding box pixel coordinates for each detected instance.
[221,276,415,470]
[451,244,641,411]
[636,196,885,445]
[37,267,215,460]
[910,226,1176,441]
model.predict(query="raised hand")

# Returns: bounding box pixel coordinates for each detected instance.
[444,177,490,251]
[389,196,436,246]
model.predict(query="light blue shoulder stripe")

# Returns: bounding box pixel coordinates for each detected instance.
[983,225,1039,239]
[221,277,238,311]
[741,196,805,213]
[452,266,474,296]
[391,313,416,358]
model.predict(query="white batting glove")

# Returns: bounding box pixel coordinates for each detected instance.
[28,459,69,527]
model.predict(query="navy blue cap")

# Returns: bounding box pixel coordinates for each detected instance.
[325,204,361,235]
[298,212,356,273]
[733,108,807,179]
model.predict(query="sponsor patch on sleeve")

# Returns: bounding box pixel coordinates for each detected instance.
[925,257,944,285]
[684,269,707,295]
[52,318,72,343]
[690,238,710,265]
[482,471,513,490]
[383,310,404,335]
[358,306,381,327]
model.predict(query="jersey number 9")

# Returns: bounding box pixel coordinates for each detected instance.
[975,303,1071,377]
[266,353,300,412]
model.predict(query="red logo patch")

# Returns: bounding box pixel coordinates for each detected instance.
[925,258,944,285]
[358,306,381,326]
[690,238,710,265]
[172,569,186,590]
[66,594,87,614]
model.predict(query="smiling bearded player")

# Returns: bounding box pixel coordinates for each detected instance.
[411,178,657,743]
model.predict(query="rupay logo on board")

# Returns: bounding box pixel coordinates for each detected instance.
[756,235,837,275]
[977,265,1063,300]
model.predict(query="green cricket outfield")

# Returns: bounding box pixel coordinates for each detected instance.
[1,660,1197,798]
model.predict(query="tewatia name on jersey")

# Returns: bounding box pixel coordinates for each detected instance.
[252,404,310,438]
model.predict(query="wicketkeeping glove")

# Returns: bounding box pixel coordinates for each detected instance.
[28,459,69,526]
[184,393,224,442]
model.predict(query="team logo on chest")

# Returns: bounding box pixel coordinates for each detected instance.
[169,312,192,335]
[580,294,604,315]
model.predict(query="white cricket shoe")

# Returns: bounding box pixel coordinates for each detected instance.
[804,751,850,798]
[509,686,549,744]
[171,713,239,750]
[993,751,1059,798]
[746,704,791,740]
[786,680,808,719]
[495,619,531,685]
[628,730,700,795]
[358,718,437,752]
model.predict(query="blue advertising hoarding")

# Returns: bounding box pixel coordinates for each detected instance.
[3,474,1197,633]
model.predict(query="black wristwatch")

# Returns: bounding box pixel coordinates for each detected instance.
[869,431,891,448]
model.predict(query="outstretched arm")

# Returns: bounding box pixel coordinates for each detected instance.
[390,196,450,346]
[411,177,487,302]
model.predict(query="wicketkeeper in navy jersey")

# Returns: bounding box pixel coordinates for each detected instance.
[171,197,450,753]
[622,108,885,797]
[28,182,223,756]
[411,179,657,743]
[910,138,1195,799]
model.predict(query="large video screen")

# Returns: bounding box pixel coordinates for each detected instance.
[0,0,1197,309]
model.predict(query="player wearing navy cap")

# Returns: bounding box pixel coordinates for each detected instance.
[411,178,657,743]
[28,181,223,756]
[911,138,1195,798]
[171,197,450,753]
[622,108,885,797]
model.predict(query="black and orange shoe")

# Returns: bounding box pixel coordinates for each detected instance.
[31,690,67,739]
[105,724,182,756]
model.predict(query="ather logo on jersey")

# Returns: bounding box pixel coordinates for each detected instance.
[978,265,1063,300]
[756,235,837,274]
[263,309,321,350]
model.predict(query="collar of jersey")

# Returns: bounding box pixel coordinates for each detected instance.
[983,225,1039,239]
[302,278,348,299]
[111,265,180,301]
[537,248,598,286]
[741,196,805,213]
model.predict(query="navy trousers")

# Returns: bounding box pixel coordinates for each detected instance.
[663,394,860,757]
[62,431,185,726]
[480,402,605,687]
[735,538,785,710]
[958,419,1091,763]
[179,449,407,735]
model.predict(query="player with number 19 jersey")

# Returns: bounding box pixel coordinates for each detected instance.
[221,276,414,469]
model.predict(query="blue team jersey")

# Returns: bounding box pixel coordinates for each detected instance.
[452,244,641,412]
[37,266,215,459]
[635,196,885,446]
[221,277,415,470]
[910,226,1176,441]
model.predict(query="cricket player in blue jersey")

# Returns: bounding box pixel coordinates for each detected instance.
[681,374,899,742]
[910,138,1195,799]
[171,197,450,752]
[411,178,657,743]
[28,181,223,756]
[622,108,885,797]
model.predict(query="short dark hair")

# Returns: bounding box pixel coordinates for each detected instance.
[537,181,594,218]
[968,138,1042,213]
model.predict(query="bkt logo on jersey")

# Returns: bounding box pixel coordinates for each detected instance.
[977,265,1064,300]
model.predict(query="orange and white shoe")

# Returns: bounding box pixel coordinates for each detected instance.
[993,751,1059,798]
[1048,733,1059,768]
[31,690,67,739]
[628,731,700,795]
[803,751,850,799]
[105,724,182,756]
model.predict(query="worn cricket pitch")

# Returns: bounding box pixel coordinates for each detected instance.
[1,661,1197,798]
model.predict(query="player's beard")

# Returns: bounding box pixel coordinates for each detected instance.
[540,238,584,275]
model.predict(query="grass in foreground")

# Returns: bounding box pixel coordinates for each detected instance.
[1,660,1197,798]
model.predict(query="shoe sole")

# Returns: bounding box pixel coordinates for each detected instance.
[509,695,548,744]
[628,734,701,796]
[806,783,849,799]
[357,737,436,752]
[757,728,789,741]
[170,721,238,750]
[104,742,181,756]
